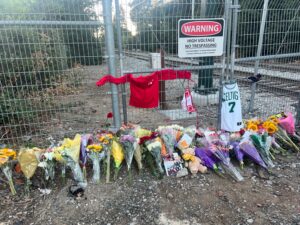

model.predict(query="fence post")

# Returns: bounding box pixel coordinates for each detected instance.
[115,0,128,125]
[230,0,239,81]
[296,94,300,127]
[102,0,121,129]
[248,0,269,114]
[217,0,231,129]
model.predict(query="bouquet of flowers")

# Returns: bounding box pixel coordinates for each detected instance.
[274,113,299,152]
[86,144,105,183]
[38,146,56,181]
[209,144,244,182]
[120,134,136,171]
[111,140,124,180]
[53,134,86,187]
[230,141,245,168]
[80,134,93,180]
[0,148,17,195]
[157,126,177,156]
[145,137,164,174]
[250,133,275,168]
[238,141,267,169]
[18,148,40,193]
[98,132,114,183]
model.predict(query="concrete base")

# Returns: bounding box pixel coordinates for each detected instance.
[191,91,219,106]
[159,109,197,120]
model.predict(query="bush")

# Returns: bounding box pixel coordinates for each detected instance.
[0,27,68,139]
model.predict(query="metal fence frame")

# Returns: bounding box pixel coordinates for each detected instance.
[0,0,299,144]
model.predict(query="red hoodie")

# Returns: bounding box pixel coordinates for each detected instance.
[96,69,191,108]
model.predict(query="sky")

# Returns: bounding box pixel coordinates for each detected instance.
[94,0,173,36]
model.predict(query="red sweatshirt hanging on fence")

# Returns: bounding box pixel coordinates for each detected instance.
[96,69,191,108]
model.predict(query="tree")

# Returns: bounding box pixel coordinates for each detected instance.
[28,0,103,66]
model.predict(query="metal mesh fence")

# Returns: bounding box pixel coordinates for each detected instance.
[120,0,226,129]
[1,0,299,145]
[0,0,107,145]
[236,0,300,119]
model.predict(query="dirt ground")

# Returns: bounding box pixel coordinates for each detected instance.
[0,153,300,225]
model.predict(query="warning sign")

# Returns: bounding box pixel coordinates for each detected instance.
[178,19,225,58]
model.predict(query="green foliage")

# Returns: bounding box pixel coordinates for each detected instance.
[129,0,300,58]
[0,0,103,140]
[0,28,67,136]
[28,0,103,66]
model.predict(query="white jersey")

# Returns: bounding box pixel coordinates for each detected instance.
[221,82,243,132]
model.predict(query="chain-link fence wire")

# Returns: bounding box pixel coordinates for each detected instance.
[1,0,300,145]
[236,0,300,119]
[0,0,110,145]
[119,0,226,129]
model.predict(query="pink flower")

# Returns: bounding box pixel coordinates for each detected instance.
[279,112,295,135]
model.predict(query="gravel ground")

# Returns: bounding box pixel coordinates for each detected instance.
[2,56,299,224]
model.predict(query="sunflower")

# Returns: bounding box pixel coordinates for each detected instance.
[0,148,16,160]
[87,144,103,152]
[266,123,278,135]
[247,123,258,132]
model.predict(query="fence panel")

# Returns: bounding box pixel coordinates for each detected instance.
[236,0,300,119]
[119,0,226,129]
[1,0,299,145]
[0,0,107,145]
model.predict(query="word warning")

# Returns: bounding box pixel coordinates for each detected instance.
[178,19,225,58]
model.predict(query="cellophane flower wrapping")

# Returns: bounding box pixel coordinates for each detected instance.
[231,141,244,167]
[145,138,164,174]
[54,134,86,187]
[38,149,55,181]
[88,150,105,183]
[80,134,93,178]
[18,148,40,179]
[120,134,136,170]
[111,140,124,169]
[250,133,275,168]
[133,142,143,170]
[195,147,219,171]
[239,141,267,169]
[278,112,295,135]
[157,127,177,156]
[209,145,244,182]
[275,126,299,152]
[2,165,16,195]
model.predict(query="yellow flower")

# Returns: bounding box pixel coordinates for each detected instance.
[263,121,271,129]
[87,144,103,152]
[106,134,113,139]
[0,148,16,160]
[266,123,278,134]
[270,118,279,124]
[247,123,258,132]
[0,155,9,165]
[262,119,278,135]
[99,136,105,142]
